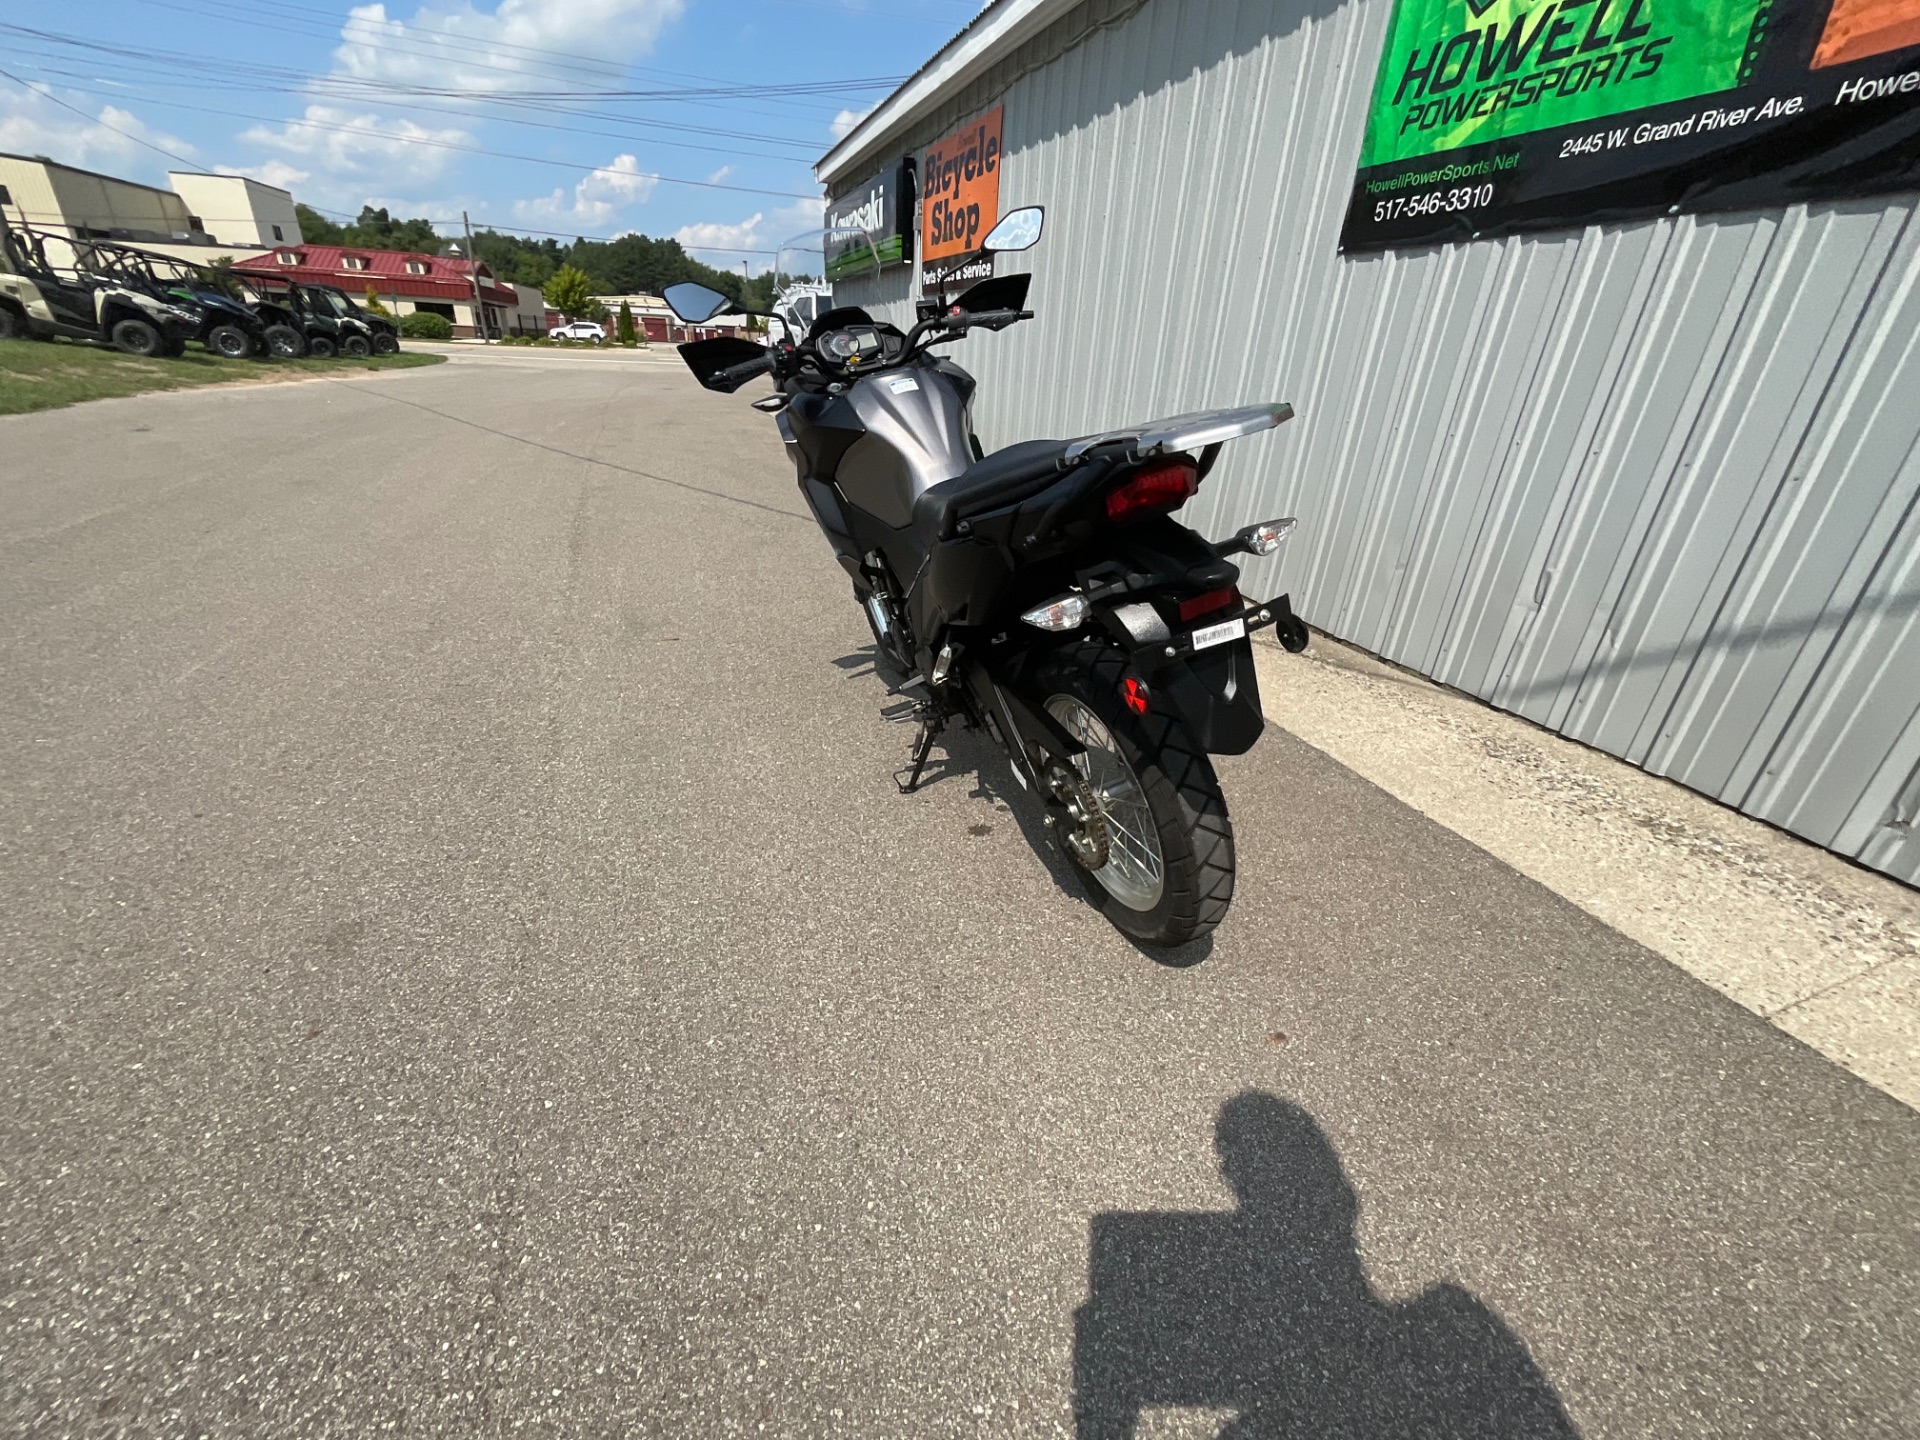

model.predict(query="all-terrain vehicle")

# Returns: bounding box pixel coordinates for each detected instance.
[81,243,279,360]
[301,284,401,355]
[234,278,346,357]
[0,214,201,356]
[123,250,310,359]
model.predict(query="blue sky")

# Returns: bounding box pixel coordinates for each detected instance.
[0,0,977,270]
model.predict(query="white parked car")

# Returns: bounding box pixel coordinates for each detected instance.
[549,320,606,343]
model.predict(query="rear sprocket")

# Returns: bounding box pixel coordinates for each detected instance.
[1043,761,1110,871]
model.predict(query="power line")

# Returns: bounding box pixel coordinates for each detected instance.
[0,16,880,143]
[297,206,789,254]
[2,74,824,201]
[16,62,829,165]
[0,65,201,169]
[1,22,887,165]
[5,50,835,157]
[0,23,904,106]
[0,198,789,256]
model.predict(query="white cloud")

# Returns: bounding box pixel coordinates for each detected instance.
[706,165,733,186]
[512,153,657,228]
[332,0,685,91]
[0,81,195,184]
[228,0,684,223]
[830,105,875,142]
[241,104,472,179]
[216,161,312,191]
[673,197,825,273]
[675,211,762,252]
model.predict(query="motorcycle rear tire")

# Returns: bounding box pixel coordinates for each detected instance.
[1034,640,1235,948]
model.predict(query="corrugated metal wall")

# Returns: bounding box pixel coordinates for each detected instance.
[829,0,1920,886]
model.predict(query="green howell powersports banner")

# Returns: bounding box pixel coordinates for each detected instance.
[1340,0,1920,249]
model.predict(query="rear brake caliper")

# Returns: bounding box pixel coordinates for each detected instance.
[1043,762,1110,871]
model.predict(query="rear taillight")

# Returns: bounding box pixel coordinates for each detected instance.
[1105,461,1197,522]
[1177,587,1239,622]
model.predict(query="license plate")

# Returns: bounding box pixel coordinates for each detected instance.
[1190,617,1247,651]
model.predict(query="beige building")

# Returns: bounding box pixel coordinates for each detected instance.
[167,172,302,249]
[0,153,294,267]
[510,282,553,336]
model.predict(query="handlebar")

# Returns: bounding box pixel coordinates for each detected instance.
[896,306,1034,364]
[954,307,1032,331]
[717,353,776,387]
[725,304,1031,394]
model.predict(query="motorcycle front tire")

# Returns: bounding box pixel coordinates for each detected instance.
[1033,640,1236,948]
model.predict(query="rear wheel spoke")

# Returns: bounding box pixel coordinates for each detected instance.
[1045,694,1164,911]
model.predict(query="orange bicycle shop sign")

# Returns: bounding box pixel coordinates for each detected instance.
[919,106,1003,292]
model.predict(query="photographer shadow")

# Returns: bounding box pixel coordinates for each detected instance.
[1073,1094,1578,1438]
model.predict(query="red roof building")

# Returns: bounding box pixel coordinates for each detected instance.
[235,244,531,337]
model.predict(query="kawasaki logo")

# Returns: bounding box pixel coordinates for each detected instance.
[832,185,886,235]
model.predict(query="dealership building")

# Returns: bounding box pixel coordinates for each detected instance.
[0,153,300,264]
[820,0,1920,885]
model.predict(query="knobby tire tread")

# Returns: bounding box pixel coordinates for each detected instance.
[1043,639,1236,946]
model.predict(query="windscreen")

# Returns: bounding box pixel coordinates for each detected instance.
[771,226,873,344]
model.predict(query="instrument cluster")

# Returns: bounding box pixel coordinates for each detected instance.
[817,324,885,367]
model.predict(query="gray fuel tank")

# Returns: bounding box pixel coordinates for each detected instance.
[834,367,974,529]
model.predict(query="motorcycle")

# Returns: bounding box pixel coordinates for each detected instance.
[663,207,1307,947]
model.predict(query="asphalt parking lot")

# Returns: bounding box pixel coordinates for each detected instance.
[3,351,1916,1438]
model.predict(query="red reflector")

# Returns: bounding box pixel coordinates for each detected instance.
[1105,461,1198,522]
[1177,587,1239,623]
[1121,677,1151,715]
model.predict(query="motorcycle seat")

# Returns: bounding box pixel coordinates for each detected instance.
[913,438,1073,541]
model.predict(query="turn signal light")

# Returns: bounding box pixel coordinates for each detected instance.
[1020,594,1090,631]
[1105,461,1198,522]
[1242,517,1297,555]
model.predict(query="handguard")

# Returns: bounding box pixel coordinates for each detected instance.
[678,336,773,392]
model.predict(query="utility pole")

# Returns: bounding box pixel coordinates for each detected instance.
[462,210,488,343]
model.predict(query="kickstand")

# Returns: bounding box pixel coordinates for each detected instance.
[895,717,944,794]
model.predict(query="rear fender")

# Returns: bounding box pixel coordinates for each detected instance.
[1156,641,1264,755]
[1096,589,1311,756]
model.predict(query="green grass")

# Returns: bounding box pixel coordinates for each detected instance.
[0,337,446,417]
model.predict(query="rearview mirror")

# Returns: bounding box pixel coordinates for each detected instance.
[663,282,735,323]
[981,206,1043,254]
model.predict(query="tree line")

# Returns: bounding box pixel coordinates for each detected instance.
[293,205,776,311]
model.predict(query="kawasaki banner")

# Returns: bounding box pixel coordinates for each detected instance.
[824,159,913,278]
[1339,0,1920,250]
